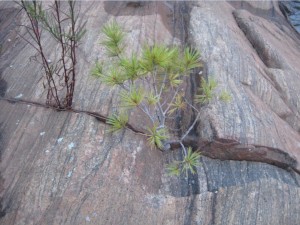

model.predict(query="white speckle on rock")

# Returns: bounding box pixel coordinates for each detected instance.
[67,171,72,178]
[68,142,75,150]
[45,150,49,153]
[57,137,64,143]
[15,94,23,99]
[144,194,165,209]
[8,38,11,42]
[85,216,91,222]
[40,132,45,136]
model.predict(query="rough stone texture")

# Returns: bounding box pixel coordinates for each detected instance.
[280,1,300,33]
[190,1,300,172]
[0,1,300,225]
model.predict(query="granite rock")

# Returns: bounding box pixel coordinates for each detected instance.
[0,1,300,225]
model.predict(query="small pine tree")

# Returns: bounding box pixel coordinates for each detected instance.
[92,21,230,176]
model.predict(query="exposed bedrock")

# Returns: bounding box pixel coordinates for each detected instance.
[0,1,300,225]
[279,0,300,33]
[190,1,300,173]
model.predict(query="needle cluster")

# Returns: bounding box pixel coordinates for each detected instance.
[92,21,230,176]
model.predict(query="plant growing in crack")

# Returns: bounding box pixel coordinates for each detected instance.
[92,21,230,176]
[18,0,86,109]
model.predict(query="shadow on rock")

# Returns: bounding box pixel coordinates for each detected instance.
[279,1,300,34]
[0,69,7,97]
[104,1,192,43]
[0,123,7,218]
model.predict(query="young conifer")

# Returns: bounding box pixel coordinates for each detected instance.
[92,21,230,176]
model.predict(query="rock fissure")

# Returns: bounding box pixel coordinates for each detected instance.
[0,96,145,135]
[210,192,217,225]
[1,96,299,176]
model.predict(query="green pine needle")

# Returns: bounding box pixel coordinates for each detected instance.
[182,147,201,175]
[119,54,142,81]
[99,67,127,86]
[147,125,168,149]
[195,77,218,104]
[219,90,232,103]
[183,47,202,71]
[166,162,181,176]
[101,21,125,57]
[107,112,128,132]
[140,45,176,72]
[168,73,182,88]
[119,86,144,108]
[91,61,103,78]
[168,94,186,115]
[146,92,159,105]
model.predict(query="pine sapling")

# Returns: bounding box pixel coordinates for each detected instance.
[92,21,230,176]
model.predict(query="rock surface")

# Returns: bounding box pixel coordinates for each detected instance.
[280,0,300,33]
[190,1,300,172]
[0,1,300,225]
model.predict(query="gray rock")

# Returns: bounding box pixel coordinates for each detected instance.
[190,1,300,172]
[0,1,299,225]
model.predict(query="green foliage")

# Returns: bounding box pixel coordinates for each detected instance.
[183,47,202,71]
[107,112,128,132]
[119,54,142,81]
[147,125,168,149]
[146,92,159,105]
[195,77,218,104]
[168,94,186,115]
[219,90,232,103]
[168,73,182,88]
[164,46,181,73]
[166,162,181,176]
[140,45,176,72]
[166,147,201,176]
[92,22,229,176]
[195,78,232,104]
[91,61,103,78]
[20,1,42,20]
[182,147,201,175]
[101,21,125,57]
[99,67,126,86]
[22,1,86,43]
[119,86,144,108]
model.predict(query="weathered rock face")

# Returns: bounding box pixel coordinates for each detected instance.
[280,0,300,33]
[0,1,300,225]
[190,1,300,172]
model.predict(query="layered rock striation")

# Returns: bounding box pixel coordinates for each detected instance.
[0,1,300,225]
